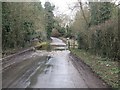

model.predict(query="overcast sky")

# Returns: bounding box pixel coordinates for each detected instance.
[39,0,119,23]
[40,0,78,17]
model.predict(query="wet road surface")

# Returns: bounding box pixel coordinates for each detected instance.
[29,50,88,88]
[2,37,108,88]
[28,37,108,88]
[2,51,48,88]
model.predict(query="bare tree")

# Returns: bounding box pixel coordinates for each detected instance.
[78,0,89,27]
[67,0,89,28]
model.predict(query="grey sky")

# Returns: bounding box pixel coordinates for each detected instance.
[40,0,119,20]
[40,0,78,17]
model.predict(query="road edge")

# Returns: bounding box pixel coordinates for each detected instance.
[70,52,113,89]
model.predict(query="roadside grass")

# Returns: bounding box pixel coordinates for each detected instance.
[71,49,119,88]
[35,42,50,50]
[2,46,31,57]
[2,41,50,57]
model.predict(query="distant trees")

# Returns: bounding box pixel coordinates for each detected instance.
[53,19,65,37]
[44,2,55,39]
[53,14,73,38]
[70,1,120,60]
[65,25,72,38]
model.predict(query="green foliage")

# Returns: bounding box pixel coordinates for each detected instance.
[44,2,55,39]
[65,25,72,38]
[23,21,35,43]
[77,33,84,49]
[35,42,50,50]
[58,27,66,36]
[77,19,119,60]
[2,2,46,51]
[53,16,66,37]
[71,2,119,60]
[71,49,119,88]
[89,2,113,25]
[77,32,88,51]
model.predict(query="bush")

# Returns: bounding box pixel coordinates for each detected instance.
[77,19,119,60]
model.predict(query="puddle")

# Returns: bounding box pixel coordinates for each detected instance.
[28,37,70,88]
[28,57,53,88]
[3,37,70,88]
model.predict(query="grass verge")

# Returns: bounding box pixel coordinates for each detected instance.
[35,42,50,50]
[71,49,119,88]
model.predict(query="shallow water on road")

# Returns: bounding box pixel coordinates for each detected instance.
[2,50,48,88]
[28,50,88,88]
[27,37,88,88]
[3,37,108,88]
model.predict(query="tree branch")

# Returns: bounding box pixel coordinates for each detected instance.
[78,0,89,27]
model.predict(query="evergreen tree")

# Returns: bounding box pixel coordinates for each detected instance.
[44,2,55,39]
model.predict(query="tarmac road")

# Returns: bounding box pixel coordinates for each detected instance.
[2,37,109,88]
[29,37,108,88]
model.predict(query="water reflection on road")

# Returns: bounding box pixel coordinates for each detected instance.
[28,37,88,88]
[3,37,107,88]
[29,51,88,88]
[2,50,48,88]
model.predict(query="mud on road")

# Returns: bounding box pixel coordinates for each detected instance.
[70,53,112,88]
[2,50,48,88]
[2,37,113,89]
